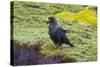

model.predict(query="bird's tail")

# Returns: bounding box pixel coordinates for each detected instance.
[65,39,75,47]
[69,43,74,47]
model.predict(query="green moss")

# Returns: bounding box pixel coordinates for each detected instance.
[11,1,97,62]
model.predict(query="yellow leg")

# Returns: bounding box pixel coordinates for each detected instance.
[53,45,61,53]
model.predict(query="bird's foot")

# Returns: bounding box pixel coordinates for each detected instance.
[53,47,61,53]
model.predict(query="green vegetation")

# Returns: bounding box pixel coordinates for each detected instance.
[11,1,97,62]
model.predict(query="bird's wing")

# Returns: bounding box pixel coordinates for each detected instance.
[58,27,69,33]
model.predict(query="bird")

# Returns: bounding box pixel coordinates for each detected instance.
[46,16,74,48]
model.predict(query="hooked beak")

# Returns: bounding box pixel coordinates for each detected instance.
[45,18,49,24]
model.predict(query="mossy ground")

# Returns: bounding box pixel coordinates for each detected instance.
[11,1,97,63]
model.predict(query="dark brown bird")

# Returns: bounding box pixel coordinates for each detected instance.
[46,16,74,47]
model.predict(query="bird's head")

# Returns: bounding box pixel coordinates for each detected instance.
[46,16,57,25]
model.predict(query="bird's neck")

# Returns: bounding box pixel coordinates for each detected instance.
[49,22,58,33]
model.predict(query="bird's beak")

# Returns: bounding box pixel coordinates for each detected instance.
[46,18,49,24]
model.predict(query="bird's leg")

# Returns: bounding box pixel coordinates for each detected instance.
[53,44,57,50]
[52,44,59,53]
[55,44,61,53]
[56,46,60,52]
